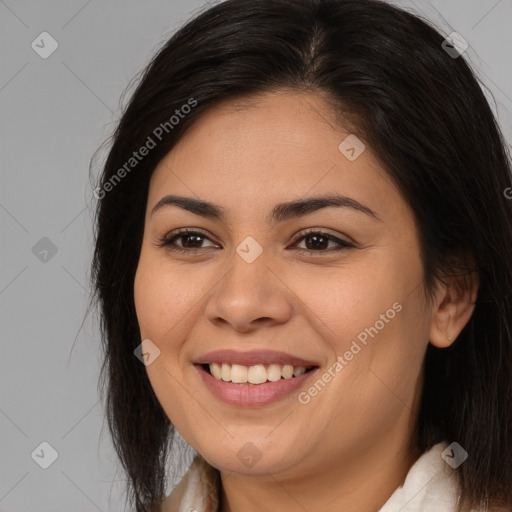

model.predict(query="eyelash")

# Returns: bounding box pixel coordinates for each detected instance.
[158,227,355,255]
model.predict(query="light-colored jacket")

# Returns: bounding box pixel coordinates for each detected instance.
[159,442,488,511]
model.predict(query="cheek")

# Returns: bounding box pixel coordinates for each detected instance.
[133,252,199,426]
[302,266,399,347]
[307,255,427,391]
[133,251,195,343]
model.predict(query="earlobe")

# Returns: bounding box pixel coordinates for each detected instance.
[428,272,479,349]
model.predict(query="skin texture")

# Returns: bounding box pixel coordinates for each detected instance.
[133,90,478,512]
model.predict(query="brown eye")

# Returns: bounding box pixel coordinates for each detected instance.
[292,230,355,253]
[177,233,205,248]
[158,228,354,255]
[159,229,219,252]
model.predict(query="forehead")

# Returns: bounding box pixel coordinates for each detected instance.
[147,90,406,222]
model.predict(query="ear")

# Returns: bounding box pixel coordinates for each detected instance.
[429,270,479,348]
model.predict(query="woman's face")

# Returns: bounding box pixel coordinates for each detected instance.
[134,90,434,477]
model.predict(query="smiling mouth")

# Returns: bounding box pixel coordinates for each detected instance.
[200,363,317,385]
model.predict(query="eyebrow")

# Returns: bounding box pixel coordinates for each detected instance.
[151,194,380,223]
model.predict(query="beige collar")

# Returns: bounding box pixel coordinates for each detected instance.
[161,453,220,512]
[160,442,467,512]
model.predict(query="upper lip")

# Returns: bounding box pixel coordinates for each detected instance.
[193,349,320,368]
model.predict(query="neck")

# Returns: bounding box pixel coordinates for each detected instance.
[219,432,420,512]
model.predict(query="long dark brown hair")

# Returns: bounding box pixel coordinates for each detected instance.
[90,0,512,510]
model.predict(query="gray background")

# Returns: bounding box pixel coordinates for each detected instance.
[1,1,511,510]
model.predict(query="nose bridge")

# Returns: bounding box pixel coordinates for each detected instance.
[221,239,275,304]
[205,240,292,330]
[223,229,273,289]
[228,240,269,291]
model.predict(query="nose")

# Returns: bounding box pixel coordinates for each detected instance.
[204,247,293,333]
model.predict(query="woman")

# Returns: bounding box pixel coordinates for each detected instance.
[90,0,512,511]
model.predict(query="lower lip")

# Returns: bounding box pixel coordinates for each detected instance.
[194,364,319,407]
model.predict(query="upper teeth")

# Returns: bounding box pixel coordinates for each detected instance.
[209,363,309,384]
